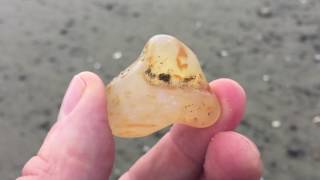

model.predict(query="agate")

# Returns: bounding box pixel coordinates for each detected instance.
[106,35,221,138]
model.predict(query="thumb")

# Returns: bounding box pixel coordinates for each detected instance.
[17,72,115,180]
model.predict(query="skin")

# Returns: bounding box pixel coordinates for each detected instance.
[17,72,262,180]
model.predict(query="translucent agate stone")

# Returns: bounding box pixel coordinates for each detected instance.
[106,35,221,138]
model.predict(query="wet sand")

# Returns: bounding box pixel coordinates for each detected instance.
[0,0,319,179]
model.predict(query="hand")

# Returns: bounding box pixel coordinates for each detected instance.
[17,72,262,180]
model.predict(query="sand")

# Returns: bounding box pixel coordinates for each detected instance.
[0,0,319,179]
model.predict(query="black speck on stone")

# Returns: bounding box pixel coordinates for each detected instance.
[270,161,277,168]
[132,12,140,18]
[38,121,51,131]
[42,109,52,116]
[145,68,156,78]
[183,76,195,83]
[262,32,283,44]
[105,3,115,11]
[57,43,68,50]
[158,73,171,82]
[263,136,270,143]
[241,120,251,128]
[65,19,75,28]
[250,47,260,54]
[313,44,320,52]
[154,132,162,138]
[48,56,57,63]
[258,145,264,152]
[18,74,27,81]
[299,33,318,43]
[286,146,306,158]
[295,18,303,26]
[289,124,298,132]
[60,29,68,35]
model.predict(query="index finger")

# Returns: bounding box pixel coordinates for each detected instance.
[120,78,246,180]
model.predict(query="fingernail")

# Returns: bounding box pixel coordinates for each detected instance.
[59,75,86,119]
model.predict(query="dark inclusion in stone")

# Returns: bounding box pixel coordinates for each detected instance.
[158,73,171,83]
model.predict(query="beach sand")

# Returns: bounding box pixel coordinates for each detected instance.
[0,0,319,179]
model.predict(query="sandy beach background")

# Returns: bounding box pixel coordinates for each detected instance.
[0,0,319,179]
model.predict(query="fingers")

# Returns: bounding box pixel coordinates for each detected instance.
[17,72,115,180]
[170,79,246,163]
[202,132,262,180]
[120,79,246,180]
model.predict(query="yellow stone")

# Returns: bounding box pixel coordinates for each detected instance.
[106,35,221,138]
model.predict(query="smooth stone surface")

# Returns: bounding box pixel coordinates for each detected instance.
[106,35,221,138]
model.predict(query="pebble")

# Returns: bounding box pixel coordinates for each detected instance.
[218,50,229,57]
[93,62,101,70]
[285,56,292,62]
[262,74,270,82]
[257,7,273,18]
[312,115,320,126]
[314,54,320,63]
[299,0,308,5]
[18,74,27,81]
[287,146,306,158]
[112,51,123,60]
[142,145,150,153]
[271,120,281,128]
[195,21,203,29]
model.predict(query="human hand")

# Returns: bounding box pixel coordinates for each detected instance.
[17,72,262,180]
